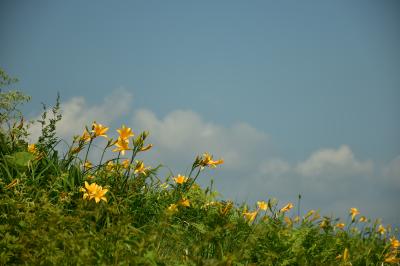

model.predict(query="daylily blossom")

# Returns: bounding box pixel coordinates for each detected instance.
[167,203,178,213]
[80,181,108,203]
[257,201,268,211]
[92,122,109,138]
[122,159,130,169]
[84,160,93,169]
[200,153,224,168]
[113,137,130,155]
[350,207,360,221]
[179,198,190,207]
[173,174,188,185]
[28,143,37,154]
[117,125,134,140]
[335,223,345,229]
[280,203,294,213]
[134,161,148,175]
[378,224,386,235]
[80,129,91,142]
[243,210,258,222]
[390,237,400,249]
[359,216,367,223]
[385,254,400,263]
[106,161,114,171]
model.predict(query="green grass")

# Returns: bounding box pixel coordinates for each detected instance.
[0,76,399,265]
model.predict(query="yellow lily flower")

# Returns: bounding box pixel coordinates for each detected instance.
[80,129,91,142]
[390,237,400,249]
[359,216,367,223]
[173,174,188,184]
[349,207,360,221]
[385,254,400,264]
[117,124,134,140]
[167,203,178,213]
[257,201,268,211]
[84,160,93,169]
[335,223,346,229]
[280,202,294,213]
[134,161,148,175]
[243,210,258,222]
[377,224,386,235]
[92,122,109,138]
[200,153,224,168]
[28,143,37,154]
[106,161,114,171]
[81,181,108,203]
[179,198,190,207]
[122,159,130,169]
[112,137,130,155]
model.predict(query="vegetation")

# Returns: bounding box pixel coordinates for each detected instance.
[0,69,399,265]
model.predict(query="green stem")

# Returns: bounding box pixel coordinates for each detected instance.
[83,138,93,169]
[186,167,201,191]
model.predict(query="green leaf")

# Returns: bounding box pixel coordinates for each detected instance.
[5,151,35,168]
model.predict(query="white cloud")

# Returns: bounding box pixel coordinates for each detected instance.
[29,88,132,142]
[382,155,400,189]
[295,145,373,177]
[259,158,291,177]
[132,109,268,170]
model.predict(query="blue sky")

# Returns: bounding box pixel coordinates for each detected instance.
[1,1,399,226]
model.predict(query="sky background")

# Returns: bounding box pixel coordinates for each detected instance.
[1,1,399,227]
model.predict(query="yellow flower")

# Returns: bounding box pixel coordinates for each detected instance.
[359,216,367,223]
[257,201,268,211]
[390,237,400,249]
[243,210,258,223]
[377,224,386,235]
[134,161,148,175]
[284,216,293,227]
[117,125,134,140]
[349,207,360,221]
[80,129,91,142]
[112,137,130,155]
[84,160,93,169]
[280,202,294,213]
[385,254,400,264]
[92,122,109,138]
[167,203,178,213]
[173,174,188,185]
[179,198,190,207]
[200,153,224,168]
[294,216,301,223]
[336,223,346,229]
[106,161,114,171]
[122,159,130,169]
[27,143,37,154]
[81,181,108,203]
[140,144,153,152]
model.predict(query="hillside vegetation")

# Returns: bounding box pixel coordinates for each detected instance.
[0,70,399,265]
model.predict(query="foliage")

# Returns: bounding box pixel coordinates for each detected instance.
[0,70,399,265]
